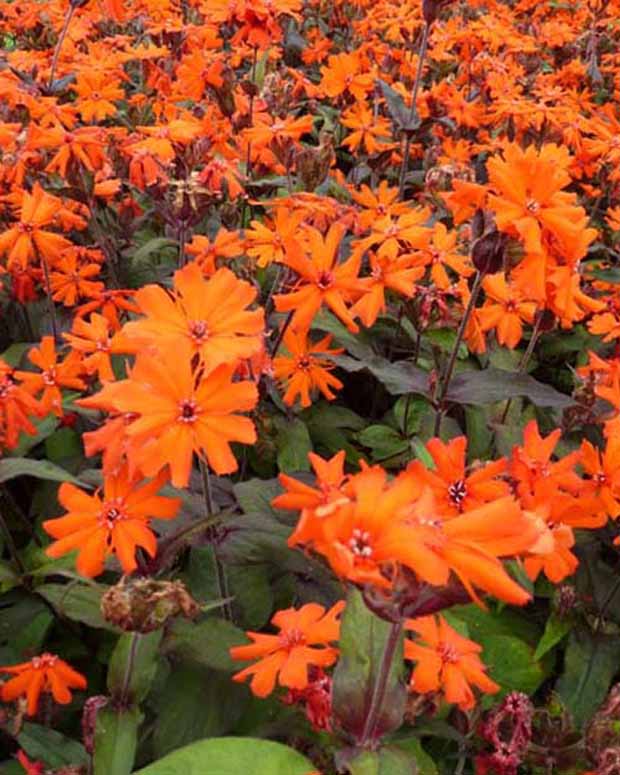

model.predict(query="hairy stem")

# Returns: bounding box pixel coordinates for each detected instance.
[200,459,232,621]
[359,619,403,747]
[398,21,430,199]
[499,310,544,426]
[48,4,75,90]
[433,270,483,436]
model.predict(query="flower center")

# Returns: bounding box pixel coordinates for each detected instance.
[42,368,57,386]
[448,479,468,506]
[278,627,306,650]
[31,653,58,670]
[316,271,334,290]
[525,198,540,213]
[189,320,209,342]
[178,398,200,423]
[296,355,312,371]
[348,528,373,558]
[99,498,127,529]
[438,641,459,664]
[17,221,33,233]
[595,472,607,486]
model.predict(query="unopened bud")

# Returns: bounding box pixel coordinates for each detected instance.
[472,230,508,275]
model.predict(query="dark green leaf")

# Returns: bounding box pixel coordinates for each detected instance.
[0,457,83,485]
[556,628,620,729]
[162,617,245,672]
[376,79,410,128]
[333,354,429,396]
[132,237,177,264]
[357,425,408,460]
[480,634,547,696]
[37,582,117,631]
[18,723,88,769]
[151,664,247,758]
[275,418,312,473]
[533,615,573,661]
[233,478,284,519]
[446,368,572,408]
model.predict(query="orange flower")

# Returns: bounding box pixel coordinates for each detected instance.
[286,462,537,605]
[523,517,578,584]
[123,263,264,371]
[477,275,537,349]
[273,329,343,408]
[350,252,424,328]
[230,601,344,697]
[0,184,74,269]
[274,223,365,333]
[63,313,130,382]
[43,468,180,577]
[245,208,306,268]
[405,615,499,710]
[0,360,43,450]
[0,653,86,716]
[408,222,473,291]
[81,343,258,486]
[407,436,510,517]
[73,71,124,122]
[15,337,86,416]
[49,249,104,307]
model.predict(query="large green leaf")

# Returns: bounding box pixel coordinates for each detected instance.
[37,582,117,631]
[345,747,418,775]
[333,353,429,396]
[151,664,247,759]
[0,457,83,485]
[134,737,315,775]
[556,628,620,729]
[162,617,245,672]
[94,706,142,775]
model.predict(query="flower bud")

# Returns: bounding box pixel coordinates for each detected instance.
[471,230,508,275]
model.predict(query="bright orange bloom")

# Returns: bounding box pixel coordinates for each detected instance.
[81,343,258,486]
[73,71,124,122]
[340,105,393,155]
[245,208,306,268]
[273,329,343,407]
[477,275,537,349]
[285,462,537,605]
[123,263,264,371]
[43,467,180,577]
[408,222,473,291]
[15,337,86,416]
[0,653,86,716]
[230,601,344,698]
[75,289,139,331]
[185,229,245,275]
[407,436,510,517]
[0,360,42,450]
[320,52,374,101]
[581,438,620,520]
[26,124,107,179]
[63,313,130,382]
[405,615,499,710]
[49,249,104,307]
[351,252,424,328]
[274,223,365,333]
[0,184,74,269]
[523,516,578,584]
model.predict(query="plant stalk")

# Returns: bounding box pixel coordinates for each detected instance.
[199,459,232,620]
[359,619,403,747]
[433,269,483,436]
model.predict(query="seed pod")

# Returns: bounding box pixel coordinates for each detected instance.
[100,577,201,633]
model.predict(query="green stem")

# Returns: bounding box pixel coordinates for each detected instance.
[48,3,75,90]
[0,510,25,575]
[119,632,140,706]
